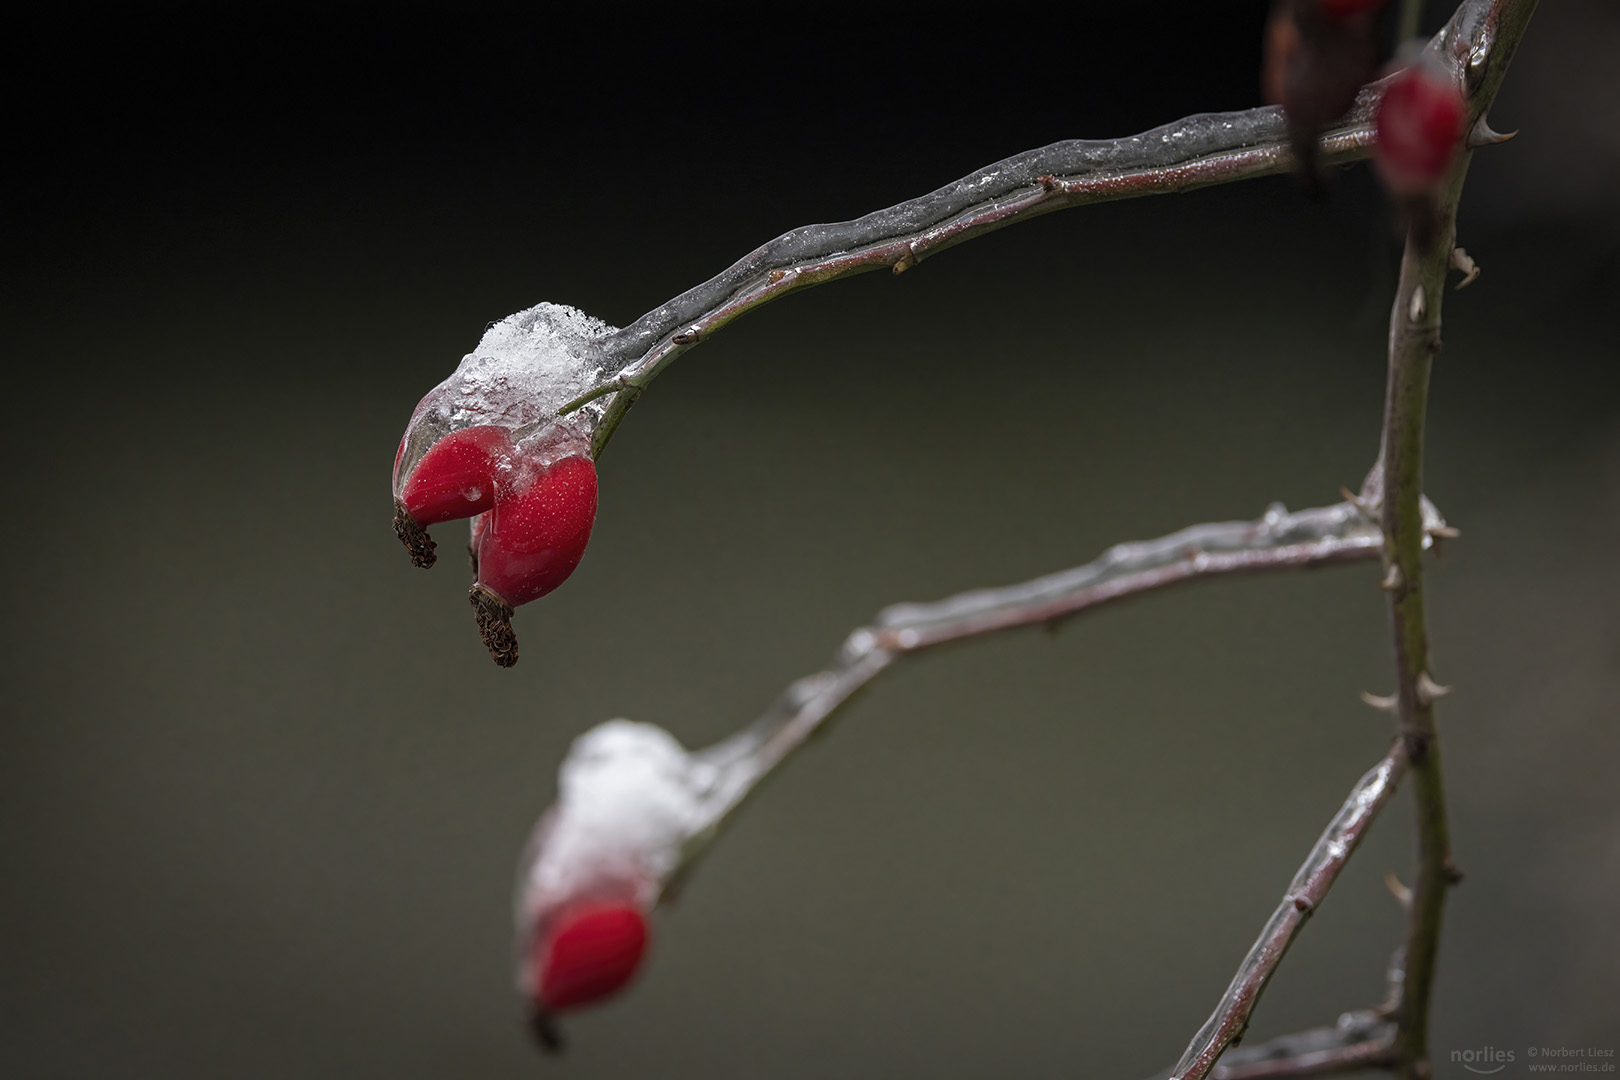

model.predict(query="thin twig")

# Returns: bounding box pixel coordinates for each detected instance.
[1374,3,1537,1077]
[1166,749,1406,1080]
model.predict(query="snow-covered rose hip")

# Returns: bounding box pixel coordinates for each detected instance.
[392,303,616,665]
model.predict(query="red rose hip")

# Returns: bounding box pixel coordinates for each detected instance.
[468,453,597,666]
[473,455,597,608]
[1375,60,1466,195]
[1318,0,1388,20]
[395,425,508,530]
[528,903,650,1051]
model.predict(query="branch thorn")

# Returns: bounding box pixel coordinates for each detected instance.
[1408,284,1427,323]
[1385,872,1413,908]
[1379,564,1404,592]
[1467,116,1518,148]
[1340,485,1378,521]
[1361,690,1399,713]
[1449,247,1481,289]
[1427,524,1460,540]
[1416,672,1452,705]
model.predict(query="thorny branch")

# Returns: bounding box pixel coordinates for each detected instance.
[1160,3,1537,1078]
[671,499,1442,1078]
[1372,2,1535,1078]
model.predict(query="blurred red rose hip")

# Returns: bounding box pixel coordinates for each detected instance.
[1375,60,1466,195]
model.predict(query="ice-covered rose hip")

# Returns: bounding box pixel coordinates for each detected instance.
[468,450,598,667]
[392,303,615,666]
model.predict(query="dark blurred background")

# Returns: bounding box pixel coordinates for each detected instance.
[3,2,1616,1077]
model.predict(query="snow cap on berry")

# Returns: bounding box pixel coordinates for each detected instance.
[515,719,722,1041]
[394,302,616,499]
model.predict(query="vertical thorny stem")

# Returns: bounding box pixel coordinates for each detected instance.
[1379,3,1537,1074]
[1382,181,1459,1079]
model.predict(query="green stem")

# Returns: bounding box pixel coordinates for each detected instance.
[1381,182,1459,1079]
[1397,0,1426,44]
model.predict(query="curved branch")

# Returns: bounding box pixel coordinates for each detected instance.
[561,0,1515,457]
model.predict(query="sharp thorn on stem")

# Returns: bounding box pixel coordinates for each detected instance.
[1340,485,1378,520]
[1428,524,1461,540]
[1468,116,1519,148]
[1408,284,1428,323]
[1416,671,1453,705]
[1361,690,1400,713]
[1379,564,1405,592]
[1386,872,1413,908]
[1450,247,1481,289]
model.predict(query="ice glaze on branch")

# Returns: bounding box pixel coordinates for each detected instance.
[566,96,1376,452]
[699,494,1443,877]
[560,0,1512,458]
